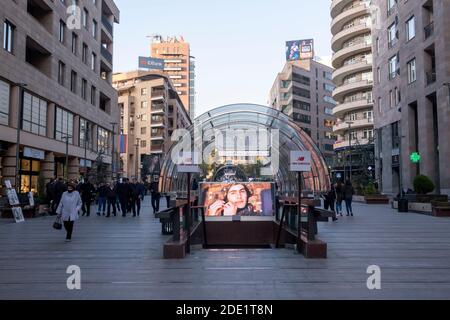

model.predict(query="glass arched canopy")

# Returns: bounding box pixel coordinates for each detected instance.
[159,103,330,194]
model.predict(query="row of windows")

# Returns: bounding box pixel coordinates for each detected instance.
[379,55,416,84]
[58,61,98,105]
[20,91,111,152]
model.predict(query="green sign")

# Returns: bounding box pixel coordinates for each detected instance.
[410,152,421,163]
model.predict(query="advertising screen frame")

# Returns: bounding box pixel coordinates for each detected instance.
[199,182,276,219]
[285,39,314,61]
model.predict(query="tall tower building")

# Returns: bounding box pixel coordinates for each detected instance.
[330,0,375,181]
[269,59,338,166]
[150,36,193,116]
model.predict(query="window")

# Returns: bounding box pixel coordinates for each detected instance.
[71,32,78,55]
[293,86,310,99]
[0,80,10,125]
[395,87,401,105]
[389,55,398,79]
[81,79,87,100]
[91,86,96,106]
[323,96,337,105]
[141,114,148,121]
[293,113,311,124]
[141,127,147,135]
[3,20,15,53]
[377,67,381,83]
[406,16,415,41]
[389,90,394,108]
[324,107,333,115]
[91,52,96,71]
[141,101,148,108]
[292,73,310,86]
[97,127,110,154]
[22,92,47,136]
[293,100,310,111]
[59,20,65,43]
[92,20,97,39]
[55,107,74,144]
[363,111,373,120]
[323,71,332,80]
[387,0,396,16]
[82,43,88,64]
[140,140,147,148]
[323,83,335,92]
[363,129,373,139]
[82,8,88,29]
[79,118,93,150]
[407,58,416,83]
[141,88,147,95]
[349,113,358,121]
[388,22,397,47]
[58,61,65,86]
[70,70,77,93]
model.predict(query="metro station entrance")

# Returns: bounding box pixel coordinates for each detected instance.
[156,104,332,259]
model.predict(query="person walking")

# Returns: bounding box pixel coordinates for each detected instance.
[80,179,95,217]
[53,178,67,216]
[344,180,355,216]
[335,181,344,217]
[56,182,82,242]
[116,178,131,217]
[106,182,117,217]
[323,184,338,222]
[45,178,55,215]
[130,178,145,217]
[150,180,161,213]
[97,183,108,216]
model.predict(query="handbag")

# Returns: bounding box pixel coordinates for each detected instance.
[53,216,63,230]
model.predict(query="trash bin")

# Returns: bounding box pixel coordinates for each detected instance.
[398,198,408,212]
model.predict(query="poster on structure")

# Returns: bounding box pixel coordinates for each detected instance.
[12,207,25,223]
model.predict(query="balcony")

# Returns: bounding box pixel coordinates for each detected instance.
[150,146,164,153]
[333,97,373,118]
[151,91,165,101]
[424,22,434,40]
[102,15,113,35]
[150,121,165,128]
[333,138,371,150]
[332,40,372,68]
[101,46,112,65]
[388,37,398,49]
[333,118,374,134]
[331,0,353,18]
[333,79,373,102]
[426,70,436,86]
[151,105,165,114]
[331,22,371,53]
[331,2,370,35]
[151,134,165,141]
[333,60,372,85]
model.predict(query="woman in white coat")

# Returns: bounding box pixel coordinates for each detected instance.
[56,182,82,242]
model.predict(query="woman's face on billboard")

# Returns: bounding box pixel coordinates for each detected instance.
[227,184,247,209]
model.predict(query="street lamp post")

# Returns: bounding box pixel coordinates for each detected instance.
[346,121,354,182]
[135,138,140,179]
[110,122,117,182]
[62,135,72,182]
[15,83,27,193]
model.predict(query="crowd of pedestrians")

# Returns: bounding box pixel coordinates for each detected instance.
[46,177,161,219]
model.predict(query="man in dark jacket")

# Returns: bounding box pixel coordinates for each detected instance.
[150,180,160,213]
[130,178,145,217]
[344,180,355,216]
[80,179,95,217]
[46,178,55,215]
[106,182,117,217]
[116,178,131,217]
[52,178,67,215]
[97,183,109,216]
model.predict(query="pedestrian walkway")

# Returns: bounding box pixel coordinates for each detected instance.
[1,199,450,299]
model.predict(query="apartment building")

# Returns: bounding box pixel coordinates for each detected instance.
[113,70,191,180]
[269,59,338,166]
[150,35,195,117]
[0,0,120,194]
[372,0,450,196]
[330,0,375,181]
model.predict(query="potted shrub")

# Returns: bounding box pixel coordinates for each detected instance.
[363,182,389,204]
[414,175,435,195]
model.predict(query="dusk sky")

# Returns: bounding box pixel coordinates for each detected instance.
[113,0,332,117]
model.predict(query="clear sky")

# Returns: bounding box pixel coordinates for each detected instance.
[113,0,332,117]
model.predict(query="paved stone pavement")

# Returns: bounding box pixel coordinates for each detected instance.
[1,197,450,300]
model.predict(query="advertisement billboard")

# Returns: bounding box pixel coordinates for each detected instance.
[285,39,314,61]
[200,182,274,217]
[138,56,165,70]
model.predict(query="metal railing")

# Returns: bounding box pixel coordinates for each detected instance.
[426,70,436,85]
[102,15,113,35]
[424,21,434,39]
[101,46,112,64]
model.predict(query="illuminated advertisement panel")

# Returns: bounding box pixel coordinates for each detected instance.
[200,182,274,217]
[286,39,314,61]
